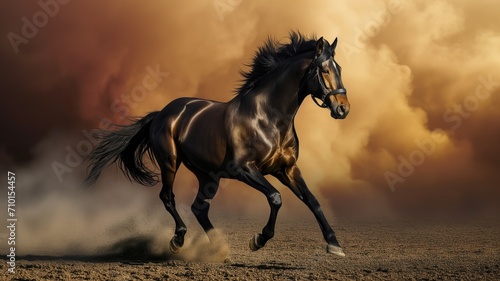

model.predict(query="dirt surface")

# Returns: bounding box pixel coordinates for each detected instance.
[3,216,500,280]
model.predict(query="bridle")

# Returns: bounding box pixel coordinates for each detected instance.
[310,67,347,108]
[304,55,347,108]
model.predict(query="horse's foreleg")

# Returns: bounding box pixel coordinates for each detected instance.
[236,163,282,251]
[273,165,345,257]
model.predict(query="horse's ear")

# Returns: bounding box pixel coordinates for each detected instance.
[315,37,324,57]
[331,37,338,53]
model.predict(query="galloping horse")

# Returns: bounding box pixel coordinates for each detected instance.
[85,32,350,257]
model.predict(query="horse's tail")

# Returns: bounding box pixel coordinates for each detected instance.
[84,111,160,187]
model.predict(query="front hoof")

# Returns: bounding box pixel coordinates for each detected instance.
[326,244,345,257]
[249,234,265,251]
[169,236,182,254]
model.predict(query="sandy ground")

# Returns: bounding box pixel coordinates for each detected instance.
[3,216,500,280]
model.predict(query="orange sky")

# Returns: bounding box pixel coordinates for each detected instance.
[1,0,500,217]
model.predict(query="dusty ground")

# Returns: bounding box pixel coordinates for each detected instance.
[3,216,500,280]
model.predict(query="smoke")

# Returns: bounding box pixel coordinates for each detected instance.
[178,230,231,263]
[341,0,500,216]
[2,135,162,256]
[1,0,500,257]
[0,133,235,260]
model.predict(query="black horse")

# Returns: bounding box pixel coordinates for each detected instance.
[85,32,350,257]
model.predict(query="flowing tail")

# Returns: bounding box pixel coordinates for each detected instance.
[84,111,160,187]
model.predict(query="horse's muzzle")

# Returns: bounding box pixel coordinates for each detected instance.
[329,93,350,119]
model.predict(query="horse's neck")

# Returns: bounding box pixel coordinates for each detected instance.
[255,56,312,126]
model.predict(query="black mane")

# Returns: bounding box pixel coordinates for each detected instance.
[237,31,317,95]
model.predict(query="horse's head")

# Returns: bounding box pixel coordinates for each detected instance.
[305,37,350,119]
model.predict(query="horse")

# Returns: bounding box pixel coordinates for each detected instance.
[85,32,350,257]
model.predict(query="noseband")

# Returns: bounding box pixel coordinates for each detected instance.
[304,57,347,108]
[310,68,347,108]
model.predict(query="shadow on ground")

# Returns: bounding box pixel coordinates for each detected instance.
[10,235,171,263]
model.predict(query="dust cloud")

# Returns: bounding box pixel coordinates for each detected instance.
[179,230,231,263]
[0,134,236,259]
[1,0,500,257]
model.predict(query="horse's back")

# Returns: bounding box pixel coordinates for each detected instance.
[151,97,229,172]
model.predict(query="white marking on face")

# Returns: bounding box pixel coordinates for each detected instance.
[331,60,341,89]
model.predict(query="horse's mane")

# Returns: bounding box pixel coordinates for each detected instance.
[237,31,317,95]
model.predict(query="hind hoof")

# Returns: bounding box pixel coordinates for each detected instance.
[169,237,182,254]
[249,234,265,251]
[326,244,345,257]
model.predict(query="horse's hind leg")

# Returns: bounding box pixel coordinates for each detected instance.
[158,165,187,254]
[191,172,220,238]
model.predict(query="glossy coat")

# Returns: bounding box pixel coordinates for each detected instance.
[85,32,350,256]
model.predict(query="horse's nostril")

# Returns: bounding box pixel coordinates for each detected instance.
[337,104,346,116]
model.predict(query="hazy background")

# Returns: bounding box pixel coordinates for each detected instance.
[0,0,499,256]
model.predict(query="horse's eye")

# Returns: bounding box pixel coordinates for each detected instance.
[322,69,330,74]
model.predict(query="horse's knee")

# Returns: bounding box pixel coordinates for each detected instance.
[269,192,282,209]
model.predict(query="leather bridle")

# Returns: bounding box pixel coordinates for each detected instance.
[310,67,347,108]
[305,56,347,109]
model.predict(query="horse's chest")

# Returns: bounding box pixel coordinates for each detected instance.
[258,146,297,173]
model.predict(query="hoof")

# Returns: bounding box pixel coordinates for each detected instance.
[169,236,182,254]
[326,244,345,257]
[249,234,265,251]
